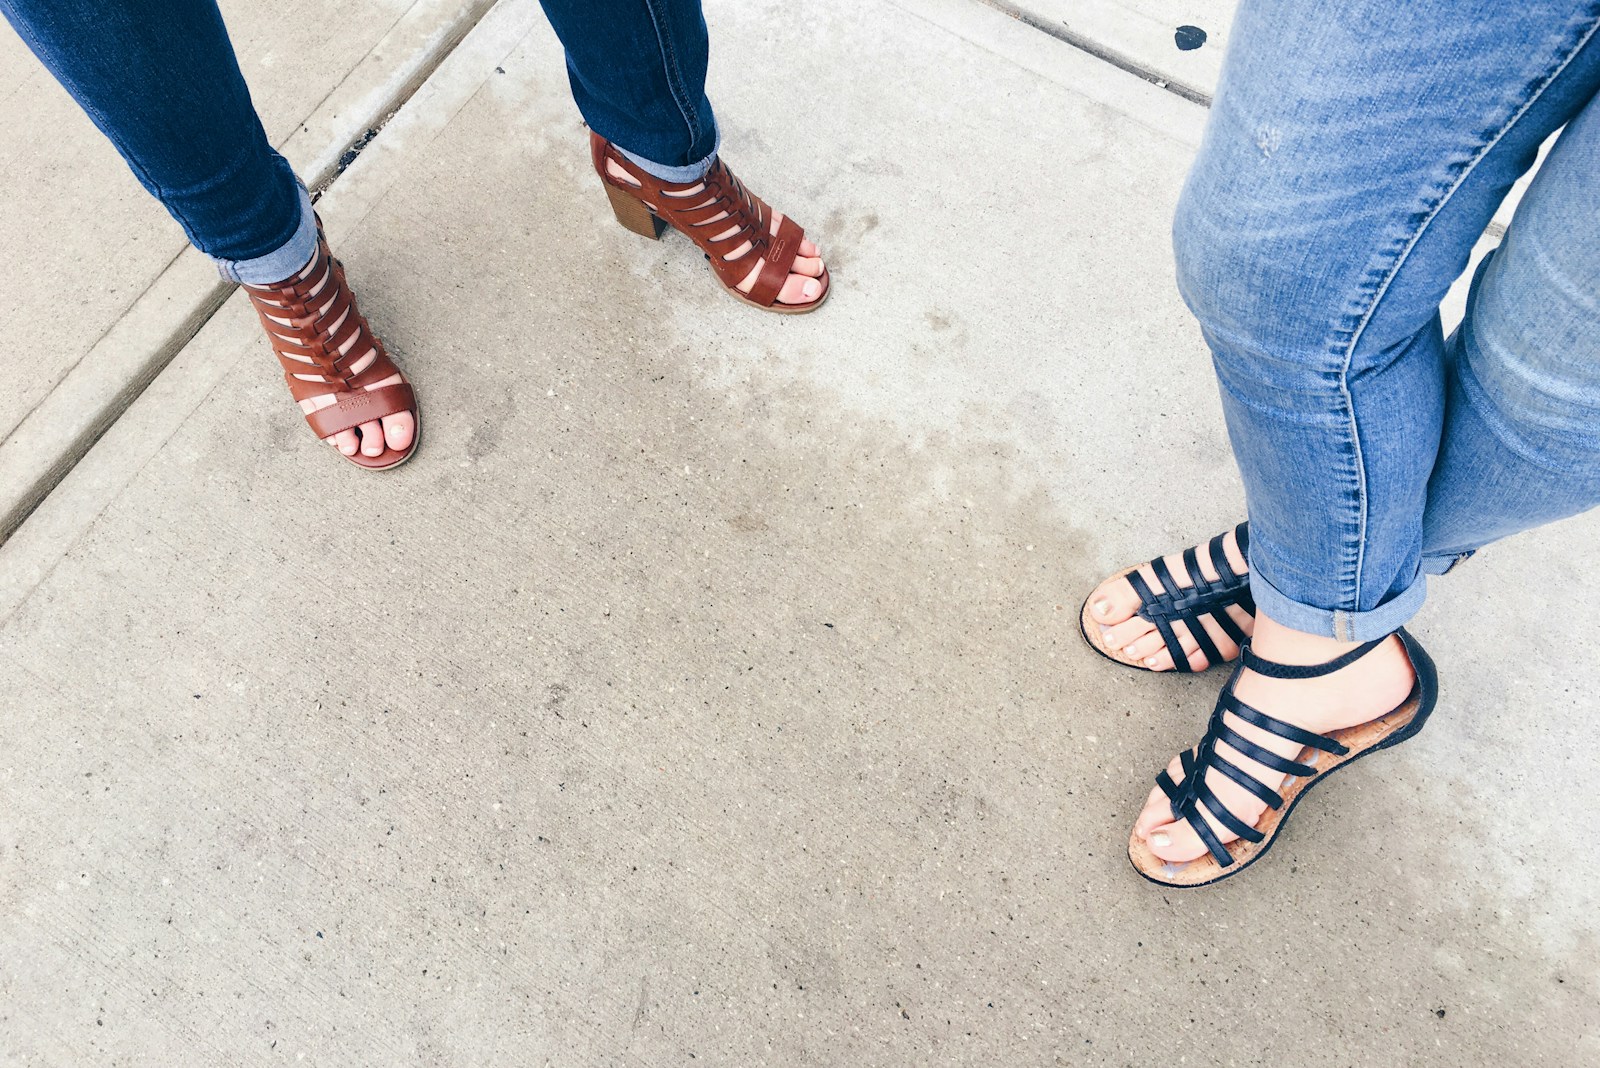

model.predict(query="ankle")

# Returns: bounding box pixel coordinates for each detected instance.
[1242,614,1415,726]
[1249,613,1373,665]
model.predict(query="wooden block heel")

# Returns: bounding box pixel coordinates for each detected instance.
[604,181,667,240]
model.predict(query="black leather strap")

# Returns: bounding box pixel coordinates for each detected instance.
[1241,637,1385,679]
[1154,632,1391,868]
[1130,523,1255,672]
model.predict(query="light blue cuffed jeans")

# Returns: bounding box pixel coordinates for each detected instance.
[1175,0,1600,641]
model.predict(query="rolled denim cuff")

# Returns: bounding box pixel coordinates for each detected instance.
[210,182,317,285]
[617,126,720,183]
[1247,554,1428,643]
[1422,550,1475,576]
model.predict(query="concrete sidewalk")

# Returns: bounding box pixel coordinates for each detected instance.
[0,0,493,538]
[3,0,1598,1064]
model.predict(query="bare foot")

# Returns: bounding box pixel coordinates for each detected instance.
[1130,613,1417,864]
[1086,526,1253,671]
[605,157,825,306]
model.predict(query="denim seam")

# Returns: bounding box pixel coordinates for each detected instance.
[1330,10,1600,631]
[640,0,702,161]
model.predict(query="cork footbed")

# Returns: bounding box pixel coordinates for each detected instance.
[1127,682,1429,888]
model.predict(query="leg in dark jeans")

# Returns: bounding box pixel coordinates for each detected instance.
[0,0,314,281]
[1,0,412,459]
[2,0,827,457]
[537,0,718,179]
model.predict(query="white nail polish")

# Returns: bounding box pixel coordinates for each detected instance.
[1146,657,1159,667]
[1151,831,1171,848]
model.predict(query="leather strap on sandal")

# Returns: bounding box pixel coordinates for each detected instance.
[1155,637,1387,868]
[242,219,416,466]
[1124,522,1255,672]
[591,132,815,309]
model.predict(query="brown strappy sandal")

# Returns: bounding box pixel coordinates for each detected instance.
[591,132,830,314]
[243,221,419,470]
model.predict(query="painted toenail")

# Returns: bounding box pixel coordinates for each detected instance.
[1151,831,1171,848]
[804,280,820,299]
[1145,657,1159,667]
[1094,600,1111,617]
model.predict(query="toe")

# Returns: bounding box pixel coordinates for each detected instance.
[799,238,819,258]
[790,255,824,278]
[382,410,416,452]
[1132,761,1209,862]
[778,274,823,305]
[1142,650,1179,671]
[1124,625,1207,671]
[1142,817,1210,864]
[332,428,360,456]
[1101,615,1155,654]
[1122,630,1166,662]
[358,419,385,457]
[1086,574,1143,627]
[1133,764,1182,838]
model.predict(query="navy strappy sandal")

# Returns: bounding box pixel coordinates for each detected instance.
[1080,523,1256,672]
[1128,627,1439,888]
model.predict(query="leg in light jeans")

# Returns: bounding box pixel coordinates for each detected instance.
[1420,99,1600,562]
[1174,0,1600,641]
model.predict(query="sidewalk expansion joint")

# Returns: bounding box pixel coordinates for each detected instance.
[0,0,498,549]
[974,0,1213,106]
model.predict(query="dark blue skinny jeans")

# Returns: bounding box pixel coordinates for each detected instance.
[0,0,719,281]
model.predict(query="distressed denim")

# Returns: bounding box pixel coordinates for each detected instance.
[1,0,720,282]
[1174,0,1600,640]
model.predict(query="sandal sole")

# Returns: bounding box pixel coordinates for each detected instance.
[1127,631,1440,888]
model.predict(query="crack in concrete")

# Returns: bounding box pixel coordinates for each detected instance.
[0,0,499,550]
[973,0,1213,105]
